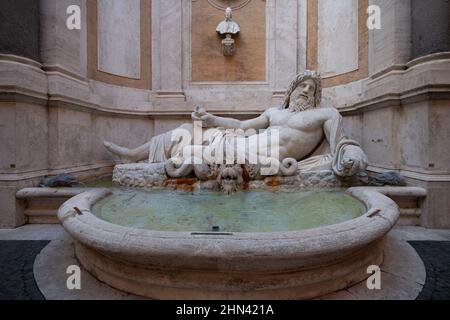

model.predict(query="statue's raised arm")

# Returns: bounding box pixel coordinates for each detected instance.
[191,106,269,130]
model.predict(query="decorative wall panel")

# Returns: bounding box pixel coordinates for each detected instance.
[191,0,266,82]
[97,0,141,79]
[87,0,151,89]
[307,0,368,87]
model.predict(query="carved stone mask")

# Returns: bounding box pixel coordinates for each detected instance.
[217,165,244,195]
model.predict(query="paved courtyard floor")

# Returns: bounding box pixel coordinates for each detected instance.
[0,224,449,300]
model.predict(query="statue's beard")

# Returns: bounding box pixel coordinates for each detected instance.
[288,96,315,112]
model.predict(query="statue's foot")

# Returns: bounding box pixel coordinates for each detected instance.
[104,141,137,164]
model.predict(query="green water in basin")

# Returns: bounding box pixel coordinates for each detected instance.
[92,189,366,233]
[83,177,113,188]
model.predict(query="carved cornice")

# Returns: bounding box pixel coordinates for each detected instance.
[340,85,450,115]
[0,54,42,69]
[367,165,450,183]
[206,0,252,11]
[340,54,450,114]
[2,53,449,118]
[0,161,115,183]
[43,64,87,83]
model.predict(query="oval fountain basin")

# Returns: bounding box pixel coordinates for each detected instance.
[92,189,366,232]
[58,187,399,299]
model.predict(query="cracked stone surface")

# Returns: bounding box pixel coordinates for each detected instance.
[410,241,450,300]
[0,240,50,300]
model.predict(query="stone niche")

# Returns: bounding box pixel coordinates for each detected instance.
[191,0,266,82]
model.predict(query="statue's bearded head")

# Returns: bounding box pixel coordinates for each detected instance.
[281,70,322,112]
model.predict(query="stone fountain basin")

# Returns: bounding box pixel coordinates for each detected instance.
[57,187,399,299]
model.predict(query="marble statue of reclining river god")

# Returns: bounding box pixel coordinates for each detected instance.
[104,70,368,192]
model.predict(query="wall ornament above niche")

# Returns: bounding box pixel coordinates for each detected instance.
[216,7,240,56]
[206,0,252,11]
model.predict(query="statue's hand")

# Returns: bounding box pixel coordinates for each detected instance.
[341,145,368,176]
[191,106,216,128]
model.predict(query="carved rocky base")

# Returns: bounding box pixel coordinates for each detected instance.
[112,163,360,191]
[112,163,167,188]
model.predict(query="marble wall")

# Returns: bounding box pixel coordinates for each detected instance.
[0,0,449,228]
[40,0,87,76]
[368,0,411,75]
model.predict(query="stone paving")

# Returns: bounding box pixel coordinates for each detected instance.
[0,240,49,300]
[410,241,450,300]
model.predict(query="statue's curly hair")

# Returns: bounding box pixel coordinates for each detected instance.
[281,70,322,109]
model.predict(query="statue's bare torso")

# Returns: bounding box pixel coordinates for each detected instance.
[264,108,328,159]
[218,107,338,161]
